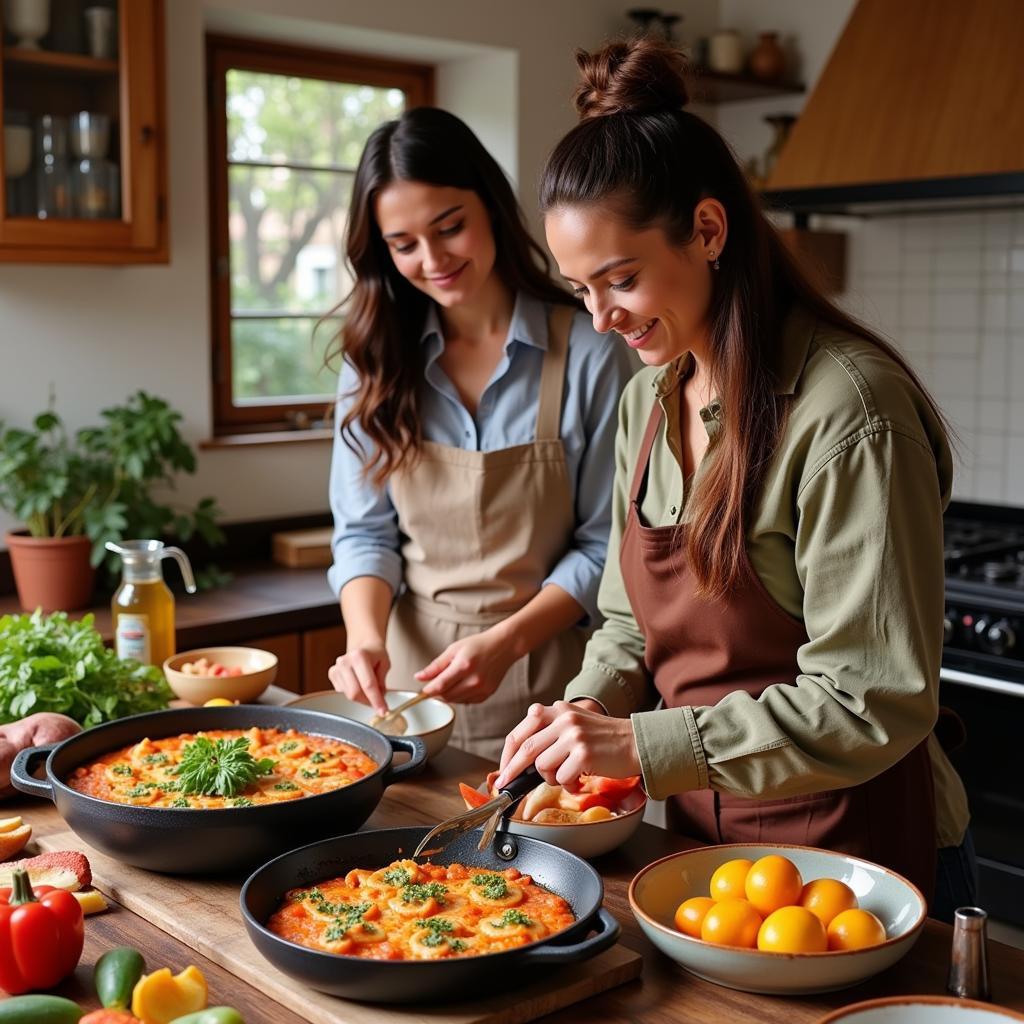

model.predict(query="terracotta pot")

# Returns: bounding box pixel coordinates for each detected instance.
[748,31,786,82]
[6,532,96,612]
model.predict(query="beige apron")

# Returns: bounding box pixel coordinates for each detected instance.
[387,306,588,760]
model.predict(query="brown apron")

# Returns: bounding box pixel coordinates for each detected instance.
[620,401,937,900]
[386,306,588,760]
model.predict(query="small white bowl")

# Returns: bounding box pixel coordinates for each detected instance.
[629,843,927,995]
[816,996,1024,1023]
[163,646,278,704]
[286,689,455,760]
[497,785,647,860]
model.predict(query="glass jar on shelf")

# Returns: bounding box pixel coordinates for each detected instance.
[35,114,71,219]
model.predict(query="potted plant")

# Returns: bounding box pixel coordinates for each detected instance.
[1,391,223,612]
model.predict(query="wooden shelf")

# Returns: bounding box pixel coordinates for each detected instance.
[689,67,804,104]
[2,46,118,78]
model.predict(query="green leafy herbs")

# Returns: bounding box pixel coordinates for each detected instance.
[171,797,190,808]
[125,782,157,798]
[401,882,447,906]
[415,918,466,951]
[493,909,534,928]
[382,867,411,887]
[273,781,299,792]
[309,751,326,764]
[471,873,509,901]
[176,736,275,798]
[278,740,300,753]
[300,768,319,779]
[142,753,168,765]
[231,797,254,808]
[111,763,133,776]
[0,611,173,727]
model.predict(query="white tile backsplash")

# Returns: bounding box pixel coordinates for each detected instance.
[841,208,1024,504]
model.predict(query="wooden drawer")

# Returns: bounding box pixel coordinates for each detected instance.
[302,625,346,695]
[249,632,302,694]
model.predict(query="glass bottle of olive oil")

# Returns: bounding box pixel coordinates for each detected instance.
[106,541,197,668]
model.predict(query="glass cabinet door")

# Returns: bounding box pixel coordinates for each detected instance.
[0,0,166,262]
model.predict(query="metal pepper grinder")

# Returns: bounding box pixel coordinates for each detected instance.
[947,906,991,1001]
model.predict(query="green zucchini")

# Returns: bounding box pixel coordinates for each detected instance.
[0,995,82,1024]
[94,946,146,1009]
[169,1009,245,1024]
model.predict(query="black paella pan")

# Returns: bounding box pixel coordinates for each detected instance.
[239,825,620,1003]
[10,705,426,874]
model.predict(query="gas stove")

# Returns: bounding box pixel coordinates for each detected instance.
[943,504,1024,688]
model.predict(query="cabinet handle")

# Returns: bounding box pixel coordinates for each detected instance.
[140,124,155,144]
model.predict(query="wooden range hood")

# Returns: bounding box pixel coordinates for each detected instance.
[763,0,1024,215]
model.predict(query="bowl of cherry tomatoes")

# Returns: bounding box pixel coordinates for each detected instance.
[628,843,926,995]
[163,646,278,705]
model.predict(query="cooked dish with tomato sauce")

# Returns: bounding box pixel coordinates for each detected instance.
[66,728,378,809]
[267,860,575,959]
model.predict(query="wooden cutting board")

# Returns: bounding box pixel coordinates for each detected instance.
[38,831,642,1024]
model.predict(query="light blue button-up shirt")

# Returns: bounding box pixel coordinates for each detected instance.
[327,291,634,623]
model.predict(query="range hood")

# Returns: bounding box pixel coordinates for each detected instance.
[763,0,1024,216]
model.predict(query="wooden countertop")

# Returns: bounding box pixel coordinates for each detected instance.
[0,563,340,646]
[7,739,1024,1022]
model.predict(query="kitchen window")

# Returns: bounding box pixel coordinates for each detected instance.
[206,37,433,435]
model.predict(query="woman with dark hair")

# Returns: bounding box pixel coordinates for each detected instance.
[496,38,973,920]
[325,107,634,760]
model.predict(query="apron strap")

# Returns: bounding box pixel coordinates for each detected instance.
[535,305,574,441]
[629,400,665,504]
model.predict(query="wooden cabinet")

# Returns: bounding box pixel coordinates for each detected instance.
[248,632,302,695]
[0,0,167,263]
[246,625,346,696]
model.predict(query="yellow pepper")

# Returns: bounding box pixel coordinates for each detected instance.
[131,965,208,1024]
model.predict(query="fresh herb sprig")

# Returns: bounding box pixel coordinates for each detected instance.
[177,736,275,797]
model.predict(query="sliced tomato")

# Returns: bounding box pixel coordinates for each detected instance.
[579,775,642,800]
[458,782,490,810]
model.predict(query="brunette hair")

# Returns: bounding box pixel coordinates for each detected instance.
[327,107,575,485]
[541,37,950,599]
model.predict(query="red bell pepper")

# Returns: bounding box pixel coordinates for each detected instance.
[458,782,490,810]
[579,774,642,801]
[0,868,85,994]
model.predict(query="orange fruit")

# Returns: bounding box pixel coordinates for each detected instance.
[709,858,754,901]
[674,896,716,938]
[827,908,886,950]
[744,855,803,916]
[799,878,858,927]
[757,905,828,953]
[203,697,234,707]
[700,899,763,948]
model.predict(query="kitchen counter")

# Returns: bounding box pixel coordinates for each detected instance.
[7,740,1024,1022]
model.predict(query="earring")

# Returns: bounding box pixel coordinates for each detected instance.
[709,249,721,271]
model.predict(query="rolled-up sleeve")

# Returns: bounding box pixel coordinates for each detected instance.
[542,327,634,623]
[564,379,658,716]
[326,361,403,598]
[633,425,945,801]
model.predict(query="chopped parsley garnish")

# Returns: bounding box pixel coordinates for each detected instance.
[316,894,372,940]
[309,751,326,764]
[171,797,190,808]
[177,736,276,798]
[161,781,182,793]
[231,797,254,808]
[401,882,448,906]
[382,866,411,887]
[416,917,465,950]
[471,873,509,900]
[493,909,534,928]
[273,781,299,792]
[143,753,168,765]
[111,763,132,776]
[300,768,319,779]
[126,782,157,797]
[279,740,299,753]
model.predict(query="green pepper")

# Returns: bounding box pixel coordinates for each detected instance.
[168,1009,245,1024]
[94,946,145,1010]
[0,994,83,1024]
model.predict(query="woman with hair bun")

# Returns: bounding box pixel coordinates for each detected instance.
[325,108,633,761]
[497,38,973,919]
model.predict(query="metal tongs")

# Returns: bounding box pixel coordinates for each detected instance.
[413,767,541,858]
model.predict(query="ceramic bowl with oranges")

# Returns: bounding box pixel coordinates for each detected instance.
[629,843,927,995]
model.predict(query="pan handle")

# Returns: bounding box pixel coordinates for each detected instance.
[517,907,621,965]
[382,735,427,786]
[10,744,58,801]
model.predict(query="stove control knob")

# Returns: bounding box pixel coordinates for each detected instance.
[975,618,1016,656]
[943,612,957,645]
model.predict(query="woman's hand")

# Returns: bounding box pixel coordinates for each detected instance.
[328,640,391,717]
[0,713,81,796]
[496,700,642,791]
[416,628,517,704]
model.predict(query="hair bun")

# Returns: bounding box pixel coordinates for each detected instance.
[573,37,690,120]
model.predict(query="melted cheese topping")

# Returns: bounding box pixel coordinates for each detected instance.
[267,861,575,960]
[66,728,378,809]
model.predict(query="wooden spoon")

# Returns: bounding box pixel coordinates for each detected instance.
[369,691,433,736]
